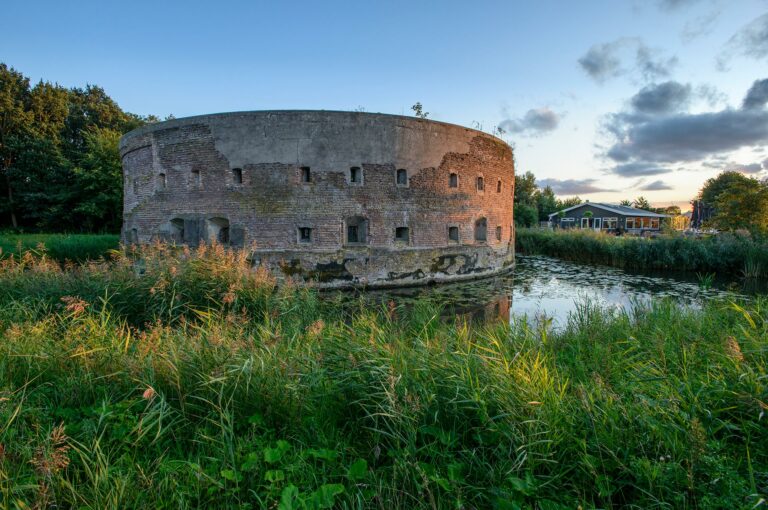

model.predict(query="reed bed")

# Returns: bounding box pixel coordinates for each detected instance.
[0,245,766,508]
[516,228,768,279]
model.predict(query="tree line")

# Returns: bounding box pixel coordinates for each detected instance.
[0,63,159,232]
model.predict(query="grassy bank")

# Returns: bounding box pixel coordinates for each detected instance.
[0,246,766,508]
[516,228,768,279]
[0,233,120,263]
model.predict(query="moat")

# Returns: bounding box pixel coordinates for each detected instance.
[331,255,764,328]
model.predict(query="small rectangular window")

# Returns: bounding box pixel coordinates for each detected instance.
[232,168,243,184]
[497,180,502,193]
[158,173,167,190]
[133,178,139,194]
[395,226,409,242]
[350,166,361,183]
[299,227,312,243]
[191,170,201,188]
[347,225,359,243]
[496,226,502,241]
[396,168,407,186]
[301,166,311,183]
[448,226,459,242]
[449,173,458,188]
[476,176,484,191]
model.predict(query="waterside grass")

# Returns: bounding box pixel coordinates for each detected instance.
[0,245,766,508]
[516,228,768,279]
[0,233,120,263]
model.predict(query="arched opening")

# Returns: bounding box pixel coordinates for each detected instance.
[476,176,484,191]
[206,217,230,245]
[345,216,368,244]
[396,168,407,186]
[130,228,139,244]
[170,218,185,243]
[496,180,502,193]
[232,168,243,184]
[158,173,167,190]
[474,217,487,242]
[495,225,502,241]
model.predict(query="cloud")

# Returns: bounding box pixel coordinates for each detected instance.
[578,38,677,83]
[499,107,560,136]
[606,108,768,163]
[743,78,768,110]
[681,10,720,42]
[630,81,692,114]
[610,162,674,177]
[638,179,674,191]
[604,79,768,164]
[718,14,768,69]
[657,0,704,10]
[727,162,764,174]
[538,178,615,195]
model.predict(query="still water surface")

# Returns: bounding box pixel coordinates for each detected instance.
[334,255,761,328]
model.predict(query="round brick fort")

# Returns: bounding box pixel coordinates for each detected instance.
[120,110,515,287]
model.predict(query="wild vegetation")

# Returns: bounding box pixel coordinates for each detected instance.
[516,228,768,279]
[0,245,766,508]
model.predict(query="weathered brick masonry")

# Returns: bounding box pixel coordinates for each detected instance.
[120,111,515,287]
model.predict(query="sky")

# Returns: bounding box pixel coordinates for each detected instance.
[3,0,767,210]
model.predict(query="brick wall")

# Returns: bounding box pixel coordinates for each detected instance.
[121,111,515,287]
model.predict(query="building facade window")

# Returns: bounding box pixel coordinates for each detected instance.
[448,226,459,242]
[603,217,618,229]
[206,217,229,245]
[449,173,458,188]
[350,166,362,184]
[475,217,487,242]
[497,180,502,193]
[191,170,201,189]
[395,226,409,242]
[476,176,484,191]
[301,166,311,183]
[170,218,184,243]
[496,226,502,241]
[298,227,312,243]
[396,168,408,186]
[232,168,243,184]
[133,178,139,194]
[158,173,166,190]
[345,216,368,244]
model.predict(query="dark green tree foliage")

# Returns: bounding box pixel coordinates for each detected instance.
[513,171,581,226]
[633,196,652,211]
[0,63,148,232]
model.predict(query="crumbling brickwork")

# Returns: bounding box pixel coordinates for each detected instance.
[120,111,515,287]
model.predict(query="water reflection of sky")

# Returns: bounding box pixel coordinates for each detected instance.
[330,255,760,329]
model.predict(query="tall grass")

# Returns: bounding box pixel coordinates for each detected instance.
[0,233,120,263]
[0,246,766,508]
[517,228,768,279]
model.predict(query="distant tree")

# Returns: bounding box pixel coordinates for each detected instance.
[514,203,538,228]
[619,199,633,206]
[411,102,428,119]
[514,171,538,206]
[710,177,768,234]
[699,171,755,206]
[535,185,558,221]
[557,196,581,209]
[633,196,652,211]
[0,63,148,231]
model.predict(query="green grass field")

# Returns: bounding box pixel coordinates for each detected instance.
[0,244,766,508]
[0,233,120,263]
